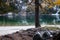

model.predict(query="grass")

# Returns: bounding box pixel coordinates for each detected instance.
[42,27,60,30]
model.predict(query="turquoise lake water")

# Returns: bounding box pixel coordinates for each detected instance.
[0,14,60,26]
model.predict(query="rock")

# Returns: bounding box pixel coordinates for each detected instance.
[0,27,60,40]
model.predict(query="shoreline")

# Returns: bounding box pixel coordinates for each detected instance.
[0,25,60,36]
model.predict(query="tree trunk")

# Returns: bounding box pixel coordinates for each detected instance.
[35,0,41,28]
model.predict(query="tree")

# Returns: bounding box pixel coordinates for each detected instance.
[27,0,42,27]
[35,0,41,27]
[0,0,18,14]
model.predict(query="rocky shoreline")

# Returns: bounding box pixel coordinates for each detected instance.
[0,27,60,40]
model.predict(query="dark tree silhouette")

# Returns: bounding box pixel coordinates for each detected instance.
[35,0,41,28]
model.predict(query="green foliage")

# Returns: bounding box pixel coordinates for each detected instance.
[0,0,18,14]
